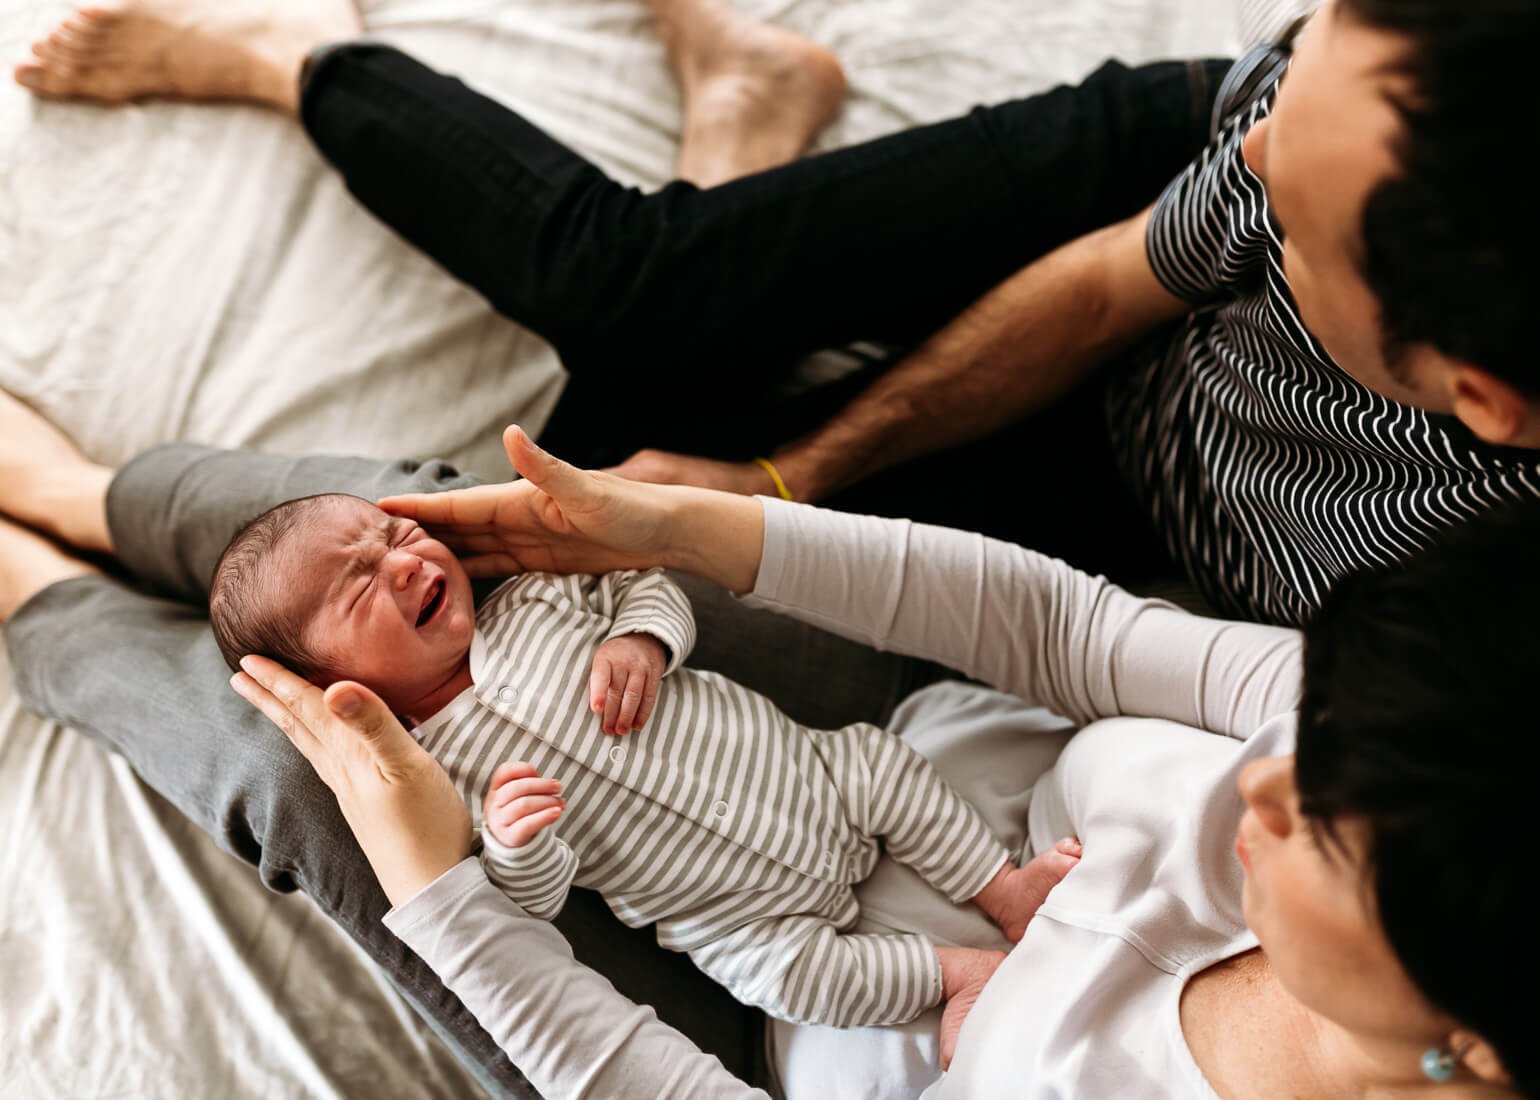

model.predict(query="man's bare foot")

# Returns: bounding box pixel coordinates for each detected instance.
[0,517,101,622]
[973,838,1083,943]
[0,390,115,555]
[936,946,1006,1070]
[649,0,847,187]
[13,0,363,115]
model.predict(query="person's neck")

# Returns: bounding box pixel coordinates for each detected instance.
[399,658,475,727]
[1265,959,1471,1099]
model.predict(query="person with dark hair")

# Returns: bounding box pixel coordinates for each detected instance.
[9,0,1540,1093]
[15,0,1540,623]
[228,427,1537,1097]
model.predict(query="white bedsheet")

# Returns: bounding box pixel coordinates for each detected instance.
[0,0,1308,1096]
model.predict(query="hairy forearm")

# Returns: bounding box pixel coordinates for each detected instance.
[770,212,1184,502]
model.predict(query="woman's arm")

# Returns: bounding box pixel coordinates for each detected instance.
[747,501,1301,739]
[231,658,765,1100]
[384,428,1300,738]
[388,862,767,1099]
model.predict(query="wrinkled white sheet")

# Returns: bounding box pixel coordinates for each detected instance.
[0,0,1307,1096]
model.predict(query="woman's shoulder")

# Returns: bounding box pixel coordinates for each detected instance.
[1028,716,1294,967]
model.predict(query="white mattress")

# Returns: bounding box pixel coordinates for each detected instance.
[0,1,1308,1096]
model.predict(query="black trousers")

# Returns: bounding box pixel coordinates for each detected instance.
[300,46,1231,583]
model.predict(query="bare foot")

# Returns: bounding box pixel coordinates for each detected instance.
[0,390,115,555]
[936,946,1006,1070]
[0,517,101,621]
[649,0,847,186]
[973,838,1083,943]
[13,0,363,115]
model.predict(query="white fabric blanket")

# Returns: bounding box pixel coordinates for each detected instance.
[0,0,1308,1096]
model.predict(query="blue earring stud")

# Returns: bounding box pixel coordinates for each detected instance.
[1421,1046,1458,1083]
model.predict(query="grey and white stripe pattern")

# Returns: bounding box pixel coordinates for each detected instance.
[1109,46,1540,626]
[412,568,1008,1028]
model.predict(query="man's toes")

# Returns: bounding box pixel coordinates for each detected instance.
[78,6,127,29]
[16,62,71,94]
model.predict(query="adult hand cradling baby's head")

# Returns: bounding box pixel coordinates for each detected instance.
[231,655,473,907]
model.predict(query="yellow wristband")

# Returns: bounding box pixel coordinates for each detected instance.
[753,457,794,502]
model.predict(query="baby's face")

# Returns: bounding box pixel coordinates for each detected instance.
[285,496,475,706]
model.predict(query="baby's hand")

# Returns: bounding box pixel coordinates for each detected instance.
[483,761,565,848]
[589,632,666,735]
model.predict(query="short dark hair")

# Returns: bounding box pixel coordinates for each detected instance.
[208,494,358,681]
[1342,0,1540,395]
[1297,500,1540,1094]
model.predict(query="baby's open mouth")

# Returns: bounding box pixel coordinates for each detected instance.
[417,577,446,628]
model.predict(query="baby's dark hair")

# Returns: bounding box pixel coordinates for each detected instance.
[209,493,361,681]
[1297,500,1540,1095]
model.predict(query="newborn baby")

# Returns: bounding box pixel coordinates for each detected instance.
[209,492,1080,1033]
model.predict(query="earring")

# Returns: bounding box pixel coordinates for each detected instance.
[1421,1043,1468,1083]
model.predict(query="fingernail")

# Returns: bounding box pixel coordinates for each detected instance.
[335,693,363,717]
[239,656,258,675]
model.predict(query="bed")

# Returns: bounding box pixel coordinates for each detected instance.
[0,0,1308,1095]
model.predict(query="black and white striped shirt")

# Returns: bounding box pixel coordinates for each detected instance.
[1108,47,1540,625]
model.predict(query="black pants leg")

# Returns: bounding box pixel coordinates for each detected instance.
[299,46,1230,483]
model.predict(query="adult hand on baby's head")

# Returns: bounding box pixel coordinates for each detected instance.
[379,426,679,579]
[231,656,473,907]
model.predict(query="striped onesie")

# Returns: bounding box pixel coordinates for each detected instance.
[411,567,1009,1027]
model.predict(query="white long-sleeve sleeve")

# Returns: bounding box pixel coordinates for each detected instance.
[745,500,1301,740]
[385,860,767,1100]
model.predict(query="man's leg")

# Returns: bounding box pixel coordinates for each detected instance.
[20,6,1227,395]
[295,44,1231,464]
[298,47,1228,381]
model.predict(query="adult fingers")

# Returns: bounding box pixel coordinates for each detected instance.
[378,482,508,529]
[615,667,646,734]
[322,681,419,767]
[460,554,528,580]
[231,670,323,765]
[504,426,596,512]
[238,655,332,736]
[436,531,517,555]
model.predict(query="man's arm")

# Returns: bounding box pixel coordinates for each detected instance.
[771,207,1186,501]
[605,207,1188,501]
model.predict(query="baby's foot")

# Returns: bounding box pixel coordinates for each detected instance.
[0,390,114,554]
[935,946,1006,1070]
[14,0,363,115]
[973,838,1083,943]
[0,516,100,622]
